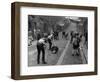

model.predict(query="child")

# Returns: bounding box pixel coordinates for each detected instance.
[72,34,81,56]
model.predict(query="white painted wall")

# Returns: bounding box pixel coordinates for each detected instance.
[0,0,100,82]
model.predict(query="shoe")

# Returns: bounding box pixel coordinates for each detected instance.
[43,61,47,64]
[72,54,74,56]
[77,53,80,56]
[37,61,40,64]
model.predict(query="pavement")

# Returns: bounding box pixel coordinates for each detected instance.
[28,35,68,66]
